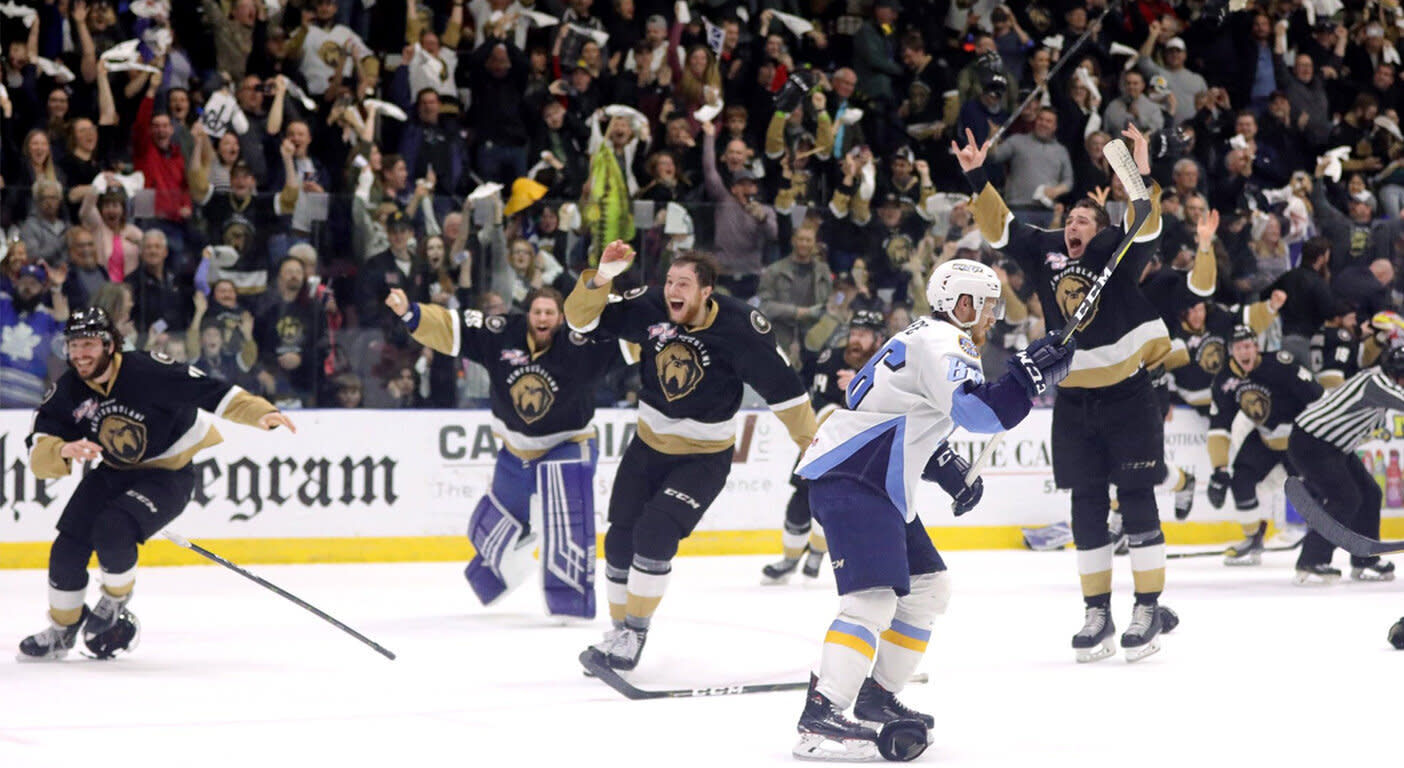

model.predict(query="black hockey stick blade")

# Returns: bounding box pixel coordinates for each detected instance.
[164,531,397,660]
[579,649,928,700]
[1284,477,1404,557]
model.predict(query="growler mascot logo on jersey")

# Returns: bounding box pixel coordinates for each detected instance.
[98,414,147,463]
[656,341,706,401]
[1196,336,1226,375]
[508,373,555,424]
[1238,385,1272,424]
[505,368,558,424]
[1053,265,1099,330]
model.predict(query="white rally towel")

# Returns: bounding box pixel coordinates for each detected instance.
[283,79,319,112]
[92,171,147,199]
[363,98,408,122]
[129,0,171,19]
[770,11,813,37]
[702,17,726,56]
[1319,146,1353,183]
[520,9,560,27]
[0,1,37,28]
[32,57,77,84]
[200,89,250,138]
[570,24,609,47]
[100,39,144,64]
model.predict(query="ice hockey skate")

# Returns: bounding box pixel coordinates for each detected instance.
[1072,605,1116,663]
[1350,559,1395,582]
[762,554,802,584]
[1158,605,1180,634]
[594,626,646,671]
[853,677,934,731]
[801,548,826,579]
[1120,603,1163,662]
[1390,618,1404,650]
[1224,522,1266,566]
[17,606,90,661]
[1173,468,1196,520]
[84,590,133,640]
[793,674,880,762]
[1293,563,1342,585]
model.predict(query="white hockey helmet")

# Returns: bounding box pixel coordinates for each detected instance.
[926,259,1005,329]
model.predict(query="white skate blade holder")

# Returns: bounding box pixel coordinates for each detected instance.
[1075,636,1117,664]
[793,733,880,762]
[1122,636,1161,663]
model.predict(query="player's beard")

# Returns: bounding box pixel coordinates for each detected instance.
[844,341,877,369]
[76,350,114,381]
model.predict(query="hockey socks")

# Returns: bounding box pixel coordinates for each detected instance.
[624,555,670,631]
[818,589,895,709]
[1076,543,1114,603]
[1127,530,1166,603]
[872,572,948,695]
[781,521,810,561]
[604,565,628,626]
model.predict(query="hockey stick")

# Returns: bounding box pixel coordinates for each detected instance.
[1284,477,1404,557]
[1166,540,1302,560]
[163,531,397,660]
[580,649,928,700]
[988,0,1119,148]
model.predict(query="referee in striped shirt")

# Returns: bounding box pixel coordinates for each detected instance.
[1289,345,1404,584]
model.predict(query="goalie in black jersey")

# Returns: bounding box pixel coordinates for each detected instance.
[19,308,293,661]
[760,310,887,585]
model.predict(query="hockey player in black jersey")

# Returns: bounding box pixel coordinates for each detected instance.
[1206,326,1323,566]
[19,308,292,661]
[761,309,887,584]
[387,286,624,618]
[1309,309,1402,389]
[1290,345,1404,584]
[566,243,817,670]
[959,124,1173,662]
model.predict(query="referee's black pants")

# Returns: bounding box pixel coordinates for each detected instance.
[1287,429,1383,567]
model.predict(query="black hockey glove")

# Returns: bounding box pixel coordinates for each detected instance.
[921,442,984,516]
[1206,469,1231,509]
[1008,331,1077,397]
[774,73,808,113]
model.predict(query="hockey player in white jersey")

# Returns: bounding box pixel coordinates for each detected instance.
[790,260,1076,761]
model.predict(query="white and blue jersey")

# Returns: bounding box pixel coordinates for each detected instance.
[796,317,1032,521]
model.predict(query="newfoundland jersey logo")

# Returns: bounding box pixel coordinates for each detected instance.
[98,414,147,463]
[1052,264,1099,331]
[508,372,556,424]
[1237,385,1272,424]
[656,341,706,401]
[1195,336,1226,375]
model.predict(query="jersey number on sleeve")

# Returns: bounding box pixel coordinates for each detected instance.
[846,339,907,409]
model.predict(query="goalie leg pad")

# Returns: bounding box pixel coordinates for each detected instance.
[537,441,598,619]
[465,491,535,607]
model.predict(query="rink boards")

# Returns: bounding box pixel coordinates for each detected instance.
[2,407,1403,566]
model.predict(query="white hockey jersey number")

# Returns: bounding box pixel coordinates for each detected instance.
[845,339,908,409]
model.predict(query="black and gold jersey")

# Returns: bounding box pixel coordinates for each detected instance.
[808,346,856,414]
[409,305,622,459]
[1310,325,1383,389]
[26,352,277,478]
[1169,301,1276,411]
[565,274,816,455]
[971,180,1183,390]
[1207,351,1324,466]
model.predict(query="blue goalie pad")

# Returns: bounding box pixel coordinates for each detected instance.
[465,492,537,606]
[536,459,596,618]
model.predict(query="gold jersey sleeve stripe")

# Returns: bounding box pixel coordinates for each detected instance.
[28,434,72,479]
[565,270,611,333]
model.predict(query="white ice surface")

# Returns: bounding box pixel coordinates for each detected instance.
[1,549,1400,768]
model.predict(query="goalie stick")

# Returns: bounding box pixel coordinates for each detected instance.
[1283,477,1404,557]
[962,138,1152,490]
[163,531,397,660]
[580,649,928,700]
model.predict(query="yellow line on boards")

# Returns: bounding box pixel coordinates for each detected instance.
[6,520,1397,568]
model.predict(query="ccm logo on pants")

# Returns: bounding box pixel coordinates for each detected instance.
[663,488,702,510]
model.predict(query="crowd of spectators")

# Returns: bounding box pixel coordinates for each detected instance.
[5,0,1404,410]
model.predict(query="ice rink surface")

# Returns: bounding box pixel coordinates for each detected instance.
[2,548,1400,768]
